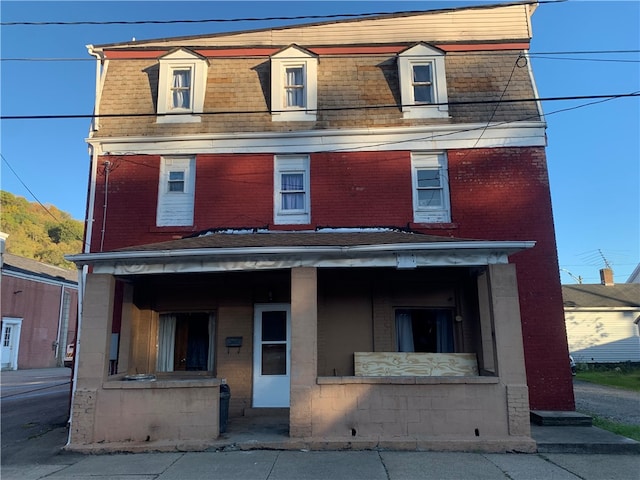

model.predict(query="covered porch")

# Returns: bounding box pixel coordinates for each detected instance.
[66,230,536,452]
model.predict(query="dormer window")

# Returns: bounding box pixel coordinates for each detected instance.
[398,43,449,119]
[157,48,208,124]
[271,45,318,122]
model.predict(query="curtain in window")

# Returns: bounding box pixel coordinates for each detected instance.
[396,311,415,352]
[285,68,304,107]
[208,313,216,372]
[157,314,176,372]
[172,70,191,109]
[281,173,304,210]
[436,310,454,353]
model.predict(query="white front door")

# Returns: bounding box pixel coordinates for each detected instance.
[253,304,291,407]
[1,318,22,371]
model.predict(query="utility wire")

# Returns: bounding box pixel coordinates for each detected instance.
[3,49,639,63]
[3,56,639,64]
[2,93,637,121]
[0,153,87,246]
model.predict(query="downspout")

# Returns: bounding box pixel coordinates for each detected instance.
[85,44,107,256]
[55,285,66,364]
[67,45,104,446]
[524,3,545,126]
[66,268,84,447]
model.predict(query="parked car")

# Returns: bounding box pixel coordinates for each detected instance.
[569,355,576,376]
[64,343,75,368]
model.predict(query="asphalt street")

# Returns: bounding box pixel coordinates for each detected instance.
[1,368,74,466]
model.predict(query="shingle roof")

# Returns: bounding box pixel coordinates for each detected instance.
[114,230,477,252]
[2,253,78,284]
[562,283,640,309]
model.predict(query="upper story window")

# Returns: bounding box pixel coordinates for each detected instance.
[411,152,451,223]
[271,45,318,122]
[274,155,310,224]
[156,156,196,227]
[398,43,449,120]
[157,48,209,124]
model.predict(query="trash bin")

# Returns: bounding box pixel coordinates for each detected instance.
[219,382,231,434]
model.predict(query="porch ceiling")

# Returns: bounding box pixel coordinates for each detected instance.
[66,230,535,275]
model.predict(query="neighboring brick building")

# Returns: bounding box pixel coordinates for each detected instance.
[67,2,573,452]
[1,236,78,370]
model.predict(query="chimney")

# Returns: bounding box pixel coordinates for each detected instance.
[600,268,614,286]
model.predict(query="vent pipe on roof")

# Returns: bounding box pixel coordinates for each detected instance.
[600,268,614,286]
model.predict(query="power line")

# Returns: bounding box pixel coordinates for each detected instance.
[3,50,639,63]
[0,153,87,247]
[2,93,638,121]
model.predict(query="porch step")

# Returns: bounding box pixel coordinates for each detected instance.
[530,410,593,426]
[243,408,290,417]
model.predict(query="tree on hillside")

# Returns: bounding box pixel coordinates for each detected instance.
[1,191,83,269]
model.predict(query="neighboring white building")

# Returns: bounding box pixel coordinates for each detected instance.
[563,268,640,363]
[627,264,640,284]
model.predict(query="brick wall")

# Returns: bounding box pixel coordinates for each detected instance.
[91,146,573,410]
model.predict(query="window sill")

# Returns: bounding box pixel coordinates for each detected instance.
[271,111,317,122]
[409,222,458,230]
[149,225,198,233]
[103,373,221,390]
[156,114,202,124]
[317,376,499,385]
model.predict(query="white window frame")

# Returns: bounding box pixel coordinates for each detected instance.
[157,48,208,124]
[274,155,310,225]
[398,43,449,119]
[411,152,451,223]
[271,45,318,122]
[156,156,196,227]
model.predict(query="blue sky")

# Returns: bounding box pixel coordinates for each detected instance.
[1,1,639,284]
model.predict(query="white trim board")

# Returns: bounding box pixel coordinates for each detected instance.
[88,122,547,156]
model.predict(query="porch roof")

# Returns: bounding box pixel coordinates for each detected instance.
[66,230,535,275]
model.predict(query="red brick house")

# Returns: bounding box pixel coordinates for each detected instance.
[67,2,573,452]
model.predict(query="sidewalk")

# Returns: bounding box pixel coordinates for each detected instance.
[3,449,639,480]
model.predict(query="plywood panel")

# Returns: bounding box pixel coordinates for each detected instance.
[354,351,478,376]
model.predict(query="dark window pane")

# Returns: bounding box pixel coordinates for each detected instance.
[417,169,440,187]
[262,311,286,341]
[414,86,433,103]
[413,65,432,83]
[262,344,287,375]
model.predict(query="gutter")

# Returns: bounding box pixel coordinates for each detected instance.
[66,240,536,266]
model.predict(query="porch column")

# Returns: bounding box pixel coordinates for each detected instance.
[289,267,317,438]
[487,263,531,436]
[70,273,115,444]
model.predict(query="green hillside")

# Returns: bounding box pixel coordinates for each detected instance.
[1,191,84,270]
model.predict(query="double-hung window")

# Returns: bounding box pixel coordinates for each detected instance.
[271,45,317,122]
[156,156,196,227]
[411,152,451,223]
[398,43,449,119]
[157,48,209,123]
[285,66,305,108]
[157,312,216,372]
[412,64,434,104]
[274,155,310,224]
[170,68,192,110]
